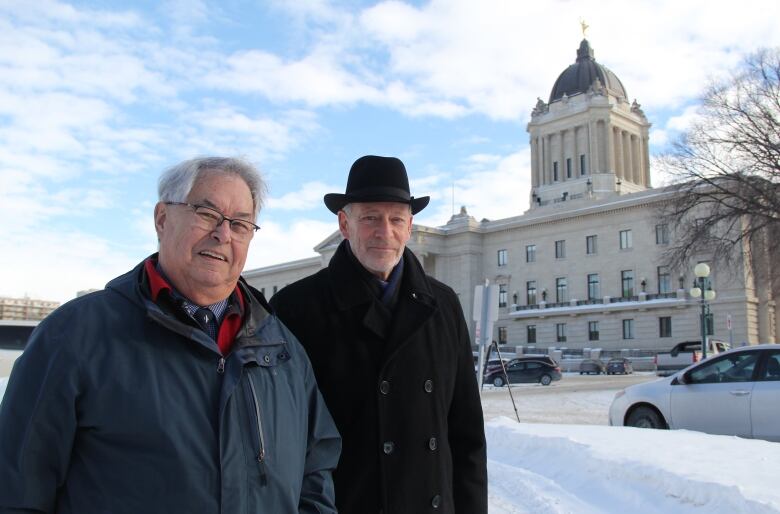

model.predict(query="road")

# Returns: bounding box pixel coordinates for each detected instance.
[479,372,658,425]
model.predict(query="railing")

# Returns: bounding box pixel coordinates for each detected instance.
[576,299,604,306]
[645,292,678,300]
[609,295,638,303]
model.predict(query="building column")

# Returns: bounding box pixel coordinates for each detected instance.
[530,137,539,188]
[605,121,614,174]
[623,130,632,183]
[559,130,565,181]
[632,135,641,185]
[614,127,624,179]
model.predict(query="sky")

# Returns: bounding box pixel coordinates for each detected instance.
[2,0,780,303]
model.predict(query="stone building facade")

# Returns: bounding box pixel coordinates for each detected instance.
[245,39,778,353]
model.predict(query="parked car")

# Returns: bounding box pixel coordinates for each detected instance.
[484,355,557,376]
[606,358,634,375]
[609,344,780,441]
[654,339,730,376]
[485,358,562,387]
[579,359,606,375]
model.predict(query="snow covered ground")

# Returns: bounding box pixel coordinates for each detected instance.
[2,372,779,513]
[482,374,780,513]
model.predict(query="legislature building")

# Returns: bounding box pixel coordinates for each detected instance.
[245,39,779,355]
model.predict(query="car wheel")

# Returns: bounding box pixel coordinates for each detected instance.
[540,374,552,386]
[492,376,505,387]
[626,406,666,429]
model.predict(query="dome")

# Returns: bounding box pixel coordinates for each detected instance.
[548,39,627,103]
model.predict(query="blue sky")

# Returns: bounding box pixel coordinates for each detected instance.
[2,0,780,303]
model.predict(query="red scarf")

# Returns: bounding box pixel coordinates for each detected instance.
[144,258,244,355]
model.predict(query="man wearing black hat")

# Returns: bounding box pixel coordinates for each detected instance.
[270,155,487,514]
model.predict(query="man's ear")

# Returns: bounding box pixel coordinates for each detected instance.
[153,202,167,240]
[337,210,350,239]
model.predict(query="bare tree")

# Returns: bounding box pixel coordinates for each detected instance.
[658,48,780,283]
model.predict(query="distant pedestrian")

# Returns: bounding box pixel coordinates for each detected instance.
[271,155,488,514]
[0,156,341,514]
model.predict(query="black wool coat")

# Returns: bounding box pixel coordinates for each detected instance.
[270,241,487,514]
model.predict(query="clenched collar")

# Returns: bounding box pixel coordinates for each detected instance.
[327,240,436,312]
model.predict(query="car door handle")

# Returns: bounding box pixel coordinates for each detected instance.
[729,390,750,396]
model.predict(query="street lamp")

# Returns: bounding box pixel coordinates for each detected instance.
[689,263,716,359]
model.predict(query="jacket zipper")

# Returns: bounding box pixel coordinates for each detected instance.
[247,374,268,485]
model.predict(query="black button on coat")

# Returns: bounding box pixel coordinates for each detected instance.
[271,241,488,514]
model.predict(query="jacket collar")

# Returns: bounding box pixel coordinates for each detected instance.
[105,254,276,352]
[327,240,435,311]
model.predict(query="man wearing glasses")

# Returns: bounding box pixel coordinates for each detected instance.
[0,157,340,514]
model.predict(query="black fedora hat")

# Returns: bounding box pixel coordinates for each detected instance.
[324,155,430,215]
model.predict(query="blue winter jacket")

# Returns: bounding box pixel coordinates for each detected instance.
[0,258,341,513]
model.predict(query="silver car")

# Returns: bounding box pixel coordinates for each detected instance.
[609,344,780,442]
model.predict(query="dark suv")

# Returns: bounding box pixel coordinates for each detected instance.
[485,357,562,387]
[606,358,633,375]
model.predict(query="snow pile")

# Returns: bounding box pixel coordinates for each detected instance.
[486,417,780,513]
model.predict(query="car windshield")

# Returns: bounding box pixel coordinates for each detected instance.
[688,352,759,384]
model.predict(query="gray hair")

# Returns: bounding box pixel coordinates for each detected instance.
[158,157,267,220]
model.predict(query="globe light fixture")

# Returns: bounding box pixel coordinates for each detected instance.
[689,262,716,359]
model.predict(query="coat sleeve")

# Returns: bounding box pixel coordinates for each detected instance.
[445,293,488,514]
[0,320,80,514]
[277,323,342,514]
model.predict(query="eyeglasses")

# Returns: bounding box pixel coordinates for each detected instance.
[165,202,260,240]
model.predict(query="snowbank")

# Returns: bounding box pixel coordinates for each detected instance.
[486,417,780,513]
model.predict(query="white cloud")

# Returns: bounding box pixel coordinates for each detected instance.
[266,181,339,211]
[415,149,533,227]
[244,218,335,270]
[0,228,139,303]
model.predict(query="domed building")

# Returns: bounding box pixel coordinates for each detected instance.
[246,39,778,360]
[528,39,651,209]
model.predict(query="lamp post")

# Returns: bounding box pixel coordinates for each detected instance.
[689,263,716,359]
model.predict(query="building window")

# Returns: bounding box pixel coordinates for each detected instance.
[587,274,600,300]
[497,249,507,267]
[621,270,634,298]
[659,316,672,338]
[498,326,508,345]
[556,323,567,343]
[260,287,265,296]
[658,266,672,294]
[588,321,599,341]
[498,284,508,308]
[553,161,559,181]
[622,319,635,339]
[619,229,633,249]
[555,240,566,259]
[580,154,586,175]
[556,277,568,303]
[273,285,278,295]
[526,244,536,263]
[655,223,669,245]
[526,281,537,305]
[566,158,572,178]
[527,325,536,344]
[586,235,597,255]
